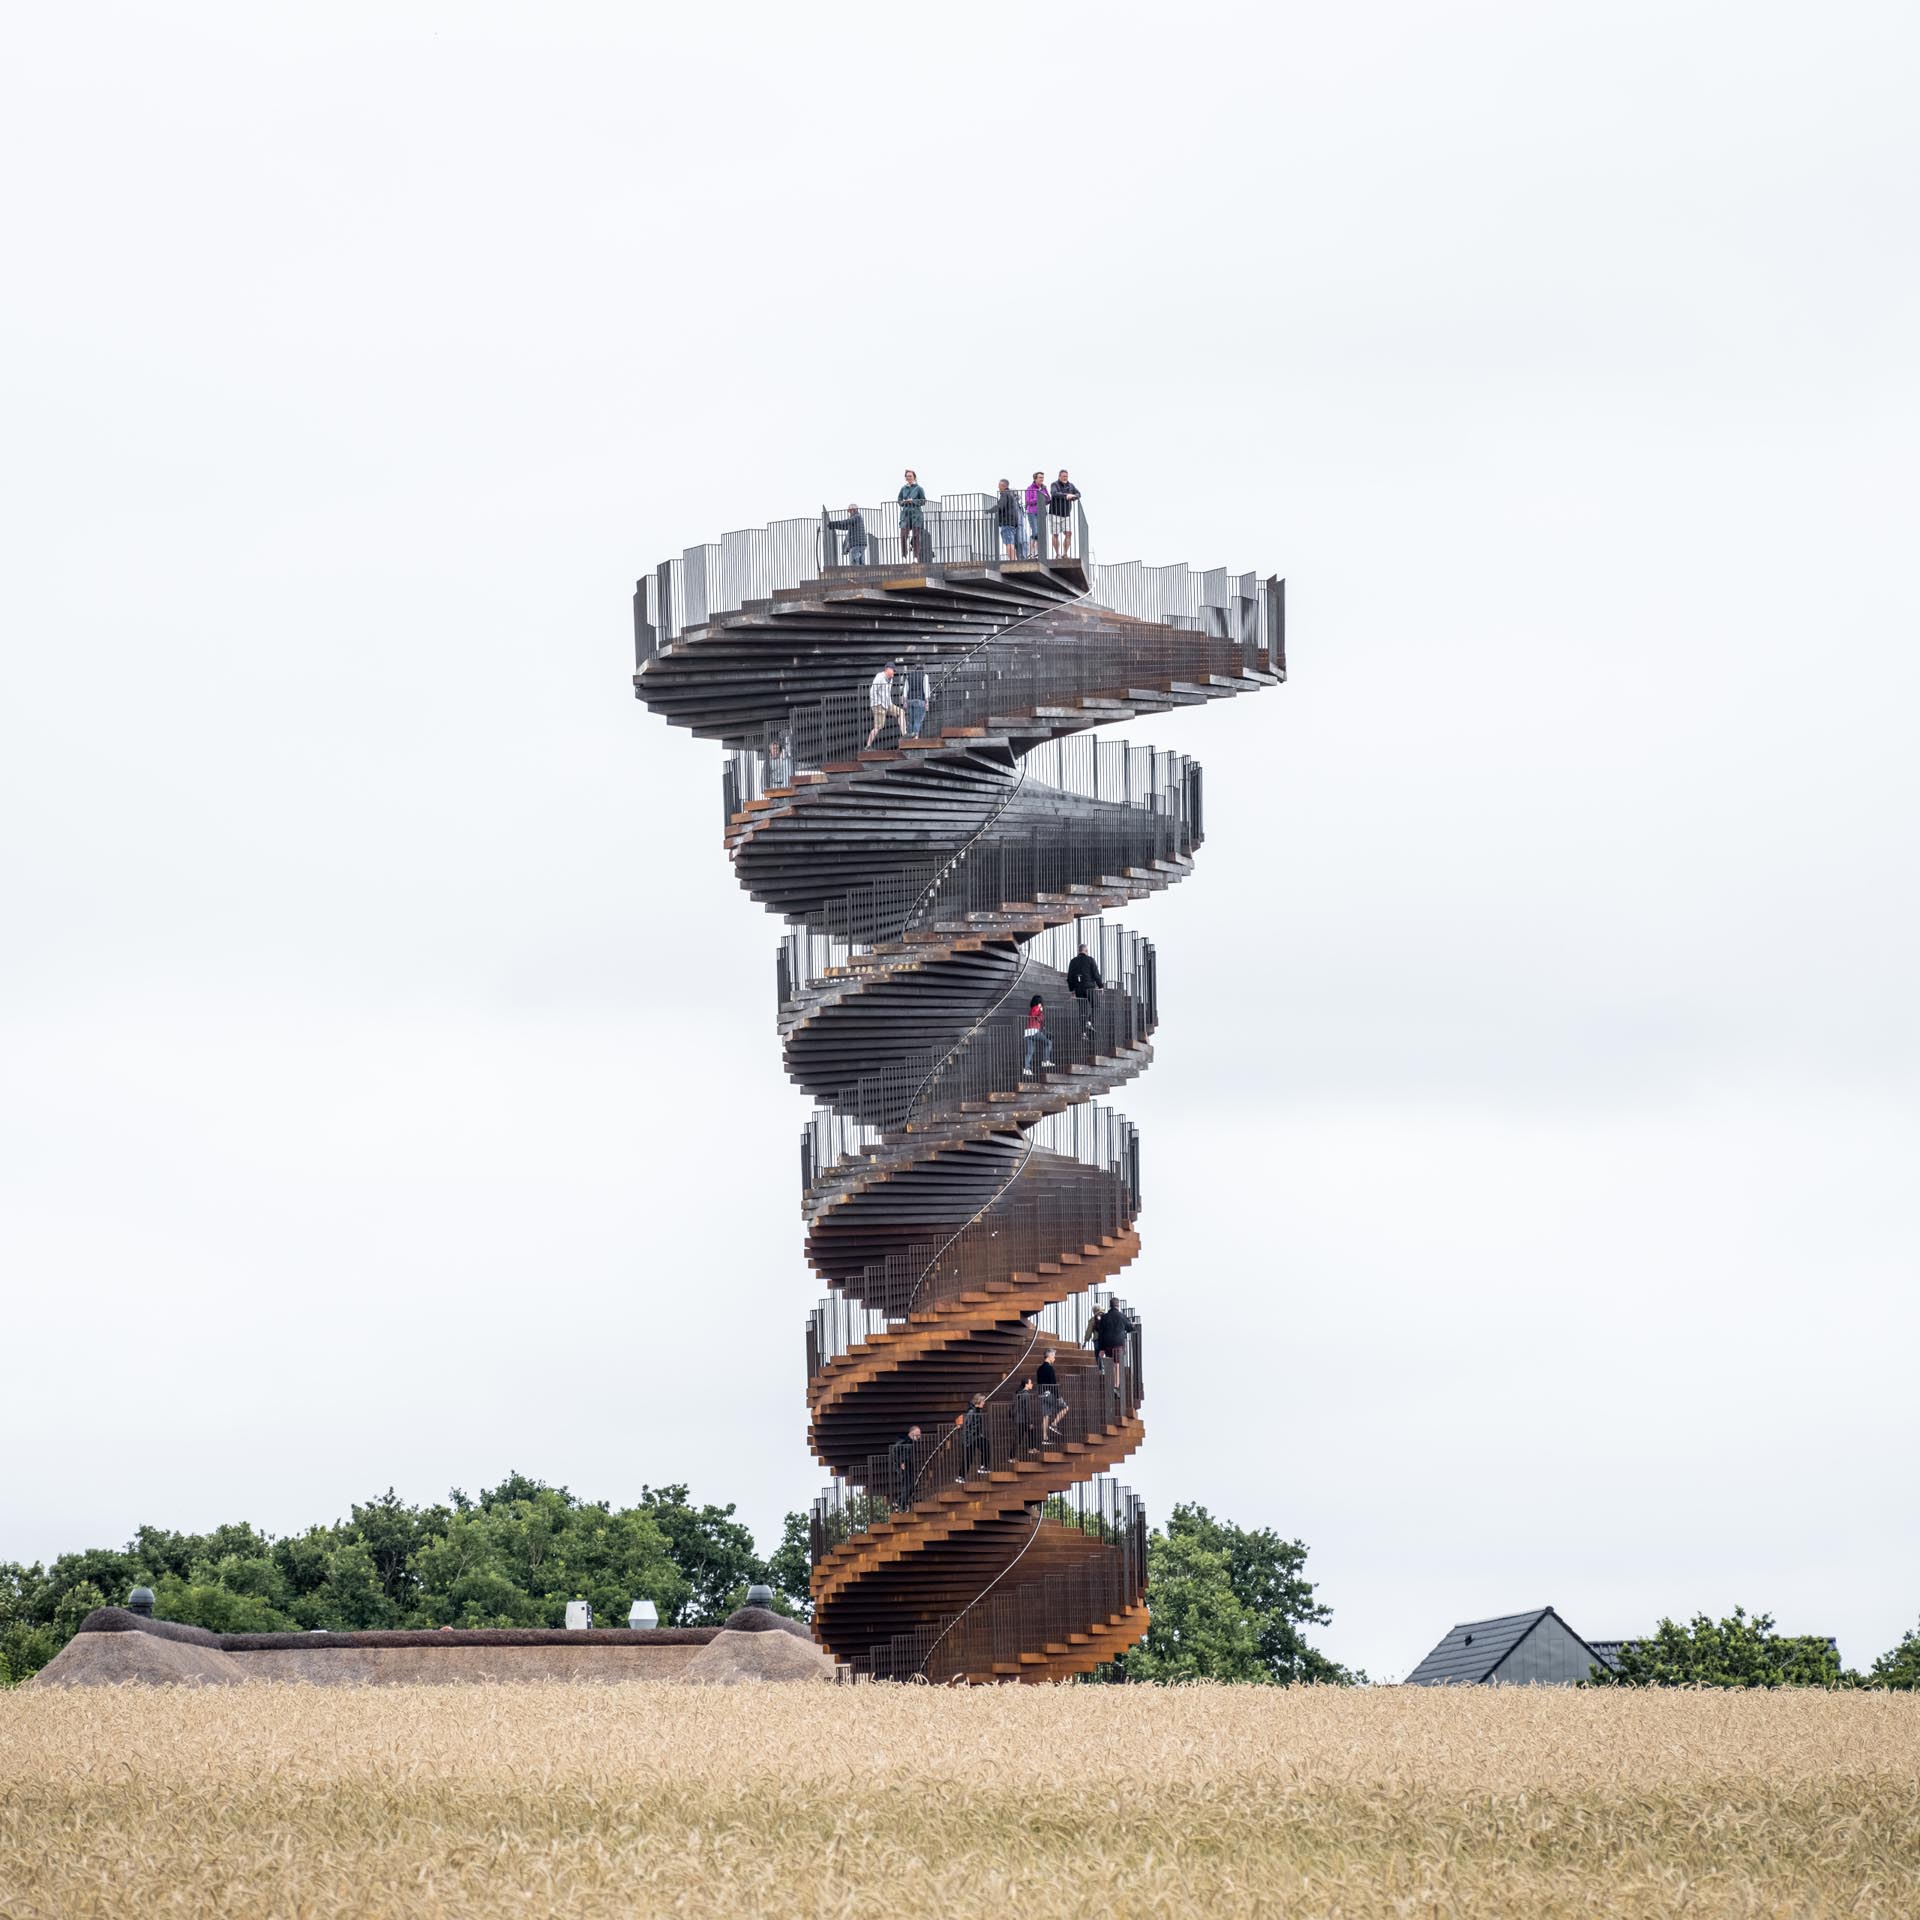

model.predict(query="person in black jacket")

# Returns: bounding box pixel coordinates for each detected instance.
[1036,1349,1068,1445]
[991,480,1024,560]
[1065,943,1104,1040]
[1013,1377,1037,1456]
[1048,471,1082,558]
[956,1393,989,1480]
[1093,1297,1128,1407]
[889,1424,922,1509]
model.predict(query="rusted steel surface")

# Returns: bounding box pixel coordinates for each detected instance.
[633,520,1282,1680]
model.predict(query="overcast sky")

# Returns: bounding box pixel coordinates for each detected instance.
[4,2,1916,1680]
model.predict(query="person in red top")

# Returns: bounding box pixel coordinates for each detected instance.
[1022,994,1053,1079]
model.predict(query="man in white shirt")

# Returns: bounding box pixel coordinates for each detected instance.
[866,665,905,748]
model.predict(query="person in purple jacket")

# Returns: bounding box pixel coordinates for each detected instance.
[1023,471,1049,559]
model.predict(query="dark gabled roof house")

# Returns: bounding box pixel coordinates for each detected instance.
[1404,1607,1608,1686]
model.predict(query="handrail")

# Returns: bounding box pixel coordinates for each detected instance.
[901,724,1033,940]
[811,1299,1143,1555]
[919,1505,1043,1682]
[638,497,1275,658]
[833,1478,1149,1684]
[905,1128,1035,1316]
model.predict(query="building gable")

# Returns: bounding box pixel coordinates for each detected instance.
[1491,1610,1606,1685]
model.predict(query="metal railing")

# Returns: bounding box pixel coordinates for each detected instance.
[720,615,1263,826]
[820,493,1088,572]
[805,1091,1138,1203]
[780,914,1154,1029]
[755,774,1199,956]
[802,1113,1141,1350]
[796,976,1150,1145]
[634,495,1283,672]
[807,1259,1142,1396]
[637,493,1088,659]
[810,1302,1142,1554]
[910,807,1191,947]
[831,1479,1149,1683]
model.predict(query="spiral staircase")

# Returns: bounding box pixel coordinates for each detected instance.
[633,498,1282,1680]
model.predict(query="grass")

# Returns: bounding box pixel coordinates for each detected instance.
[2,1683,1917,1918]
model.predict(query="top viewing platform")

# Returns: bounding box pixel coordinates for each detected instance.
[633,489,1281,664]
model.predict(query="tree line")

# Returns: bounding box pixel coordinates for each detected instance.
[0,1476,1354,1686]
[1586,1607,1920,1689]
[0,1475,813,1684]
[7,1475,1912,1688]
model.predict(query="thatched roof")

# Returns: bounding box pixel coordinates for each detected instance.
[77,1607,719,1652]
[718,1605,814,1640]
[682,1629,839,1685]
[33,1631,245,1688]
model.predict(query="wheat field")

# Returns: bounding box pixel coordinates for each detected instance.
[2,1683,1916,1919]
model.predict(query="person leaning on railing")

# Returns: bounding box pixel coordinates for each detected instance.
[897,470,927,561]
[991,479,1025,560]
[828,502,868,566]
[1048,470,1081,558]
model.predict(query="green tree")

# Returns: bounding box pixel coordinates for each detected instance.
[31,1547,143,1625]
[764,1512,813,1618]
[408,1479,686,1628]
[1593,1608,1841,1687]
[150,1575,296,1635]
[1112,1505,1357,1685]
[637,1485,763,1624]
[0,1476,808,1681]
[0,1622,60,1685]
[349,1490,447,1613]
[306,1540,398,1630]
[1866,1620,1920,1690]
[51,1581,109,1644]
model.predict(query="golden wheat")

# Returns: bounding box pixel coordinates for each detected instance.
[2,1682,1916,1919]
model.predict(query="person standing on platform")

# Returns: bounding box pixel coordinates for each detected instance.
[1048,470,1082,557]
[900,662,932,739]
[1066,941,1104,1040]
[1023,471,1049,559]
[992,480,1024,561]
[829,503,868,566]
[866,665,905,748]
[897,470,927,561]
[1037,1349,1068,1445]
[767,732,793,789]
[890,1424,922,1509]
[1022,993,1053,1078]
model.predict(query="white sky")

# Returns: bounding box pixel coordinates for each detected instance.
[3,2,1916,1680]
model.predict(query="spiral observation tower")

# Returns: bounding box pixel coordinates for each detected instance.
[633,495,1283,1681]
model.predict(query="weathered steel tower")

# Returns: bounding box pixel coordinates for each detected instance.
[634,496,1281,1678]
